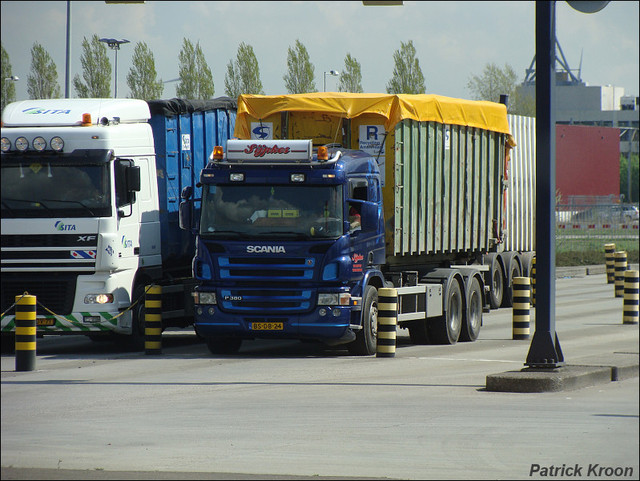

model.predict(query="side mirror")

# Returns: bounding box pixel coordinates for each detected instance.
[179,200,192,231]
[181,186,193,200]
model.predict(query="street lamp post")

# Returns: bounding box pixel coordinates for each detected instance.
[99,38,130,98]
[323,70,339,92]
[65,0,71,98]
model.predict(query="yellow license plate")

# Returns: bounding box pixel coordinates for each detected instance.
[36,318,55,326]
[251,322,283,331]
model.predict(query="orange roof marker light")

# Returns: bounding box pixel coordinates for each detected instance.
[81,113,92,126]
[211,146,224,160]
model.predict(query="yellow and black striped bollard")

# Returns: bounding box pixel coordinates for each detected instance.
[376,288,397,358]
[512,277,531,340]
[614,251,628,298]
[604,243,616,284]
[530,256,536,307]
[145,285,162,355]
[623,270,639,325]
[15,294,37,371]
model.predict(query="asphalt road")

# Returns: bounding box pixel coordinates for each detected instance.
[1,272,638,480]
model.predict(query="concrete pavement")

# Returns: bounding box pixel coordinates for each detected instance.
[486,264,639,392]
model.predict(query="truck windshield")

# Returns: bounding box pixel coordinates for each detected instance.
[200,184,344,239]
[1,160,111,218]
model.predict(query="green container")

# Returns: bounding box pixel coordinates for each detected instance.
[387,119,506,266]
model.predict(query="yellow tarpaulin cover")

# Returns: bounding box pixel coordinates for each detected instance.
[235,92,510,139]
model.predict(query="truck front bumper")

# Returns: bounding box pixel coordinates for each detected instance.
[193,304,357,342]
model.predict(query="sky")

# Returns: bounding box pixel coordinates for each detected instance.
[1,1,638,103]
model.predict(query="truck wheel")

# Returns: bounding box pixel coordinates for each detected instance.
[460,276,482,342]
[502,258,521,308]
[429,279,463,345]
[206,337,242,355]
[489,257,504,310]
[348,285,378,355]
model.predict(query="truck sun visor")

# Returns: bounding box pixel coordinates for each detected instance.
[225,139,313,163]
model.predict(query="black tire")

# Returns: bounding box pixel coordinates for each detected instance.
[460,276,482,342]
[489,258,504,310]
[429,279,463,345]
[502,259,522,308]
[348,285,378,355]
[206,336,242,355]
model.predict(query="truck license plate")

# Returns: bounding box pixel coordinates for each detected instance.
[251,322,283,331]
[36,318,55,326]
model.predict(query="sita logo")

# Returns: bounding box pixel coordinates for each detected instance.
[23,107,72,115]
[55,221,76,231]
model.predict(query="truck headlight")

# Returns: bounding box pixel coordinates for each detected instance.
[317,293,350,306]
[194,291,217,304]
[84,294,114,304]
[1,137,10,152]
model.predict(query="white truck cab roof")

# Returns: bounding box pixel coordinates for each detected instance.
[1,98,150,127]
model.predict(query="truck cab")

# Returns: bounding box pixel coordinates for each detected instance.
[1,99,153,345]
[183,139,387,354]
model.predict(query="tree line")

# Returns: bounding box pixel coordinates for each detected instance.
[1,37,534,115]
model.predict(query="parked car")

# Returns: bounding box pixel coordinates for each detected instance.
[571,204,639,223]
[618,204,639,222]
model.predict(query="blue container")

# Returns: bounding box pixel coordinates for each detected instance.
[147,98,237,270]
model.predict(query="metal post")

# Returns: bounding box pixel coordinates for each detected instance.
[605,243,616,284]
[376,287,397,358]
[512,277,531,340]
[623,270,639,324]
[525,0,563,368]
[614,251,628,298]
[114,48,118,98]
[15,294,37,371]
[627,130,632,203]
[145,285,162,355]
[531,256,536,307]
[65,0,71,98]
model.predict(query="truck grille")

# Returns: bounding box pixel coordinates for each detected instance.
[1,273,77,316]
[2,234,97,272]
[218,256,315,281]
[219,288,313,313]
[216,256,317,313]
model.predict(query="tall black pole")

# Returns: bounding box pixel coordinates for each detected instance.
[526,0,564,368]
[114,48,118,98]
[65,0,71,98]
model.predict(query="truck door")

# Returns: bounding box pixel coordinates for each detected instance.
[347,177,385,272]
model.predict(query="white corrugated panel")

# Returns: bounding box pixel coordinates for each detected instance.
[506,114,536,251]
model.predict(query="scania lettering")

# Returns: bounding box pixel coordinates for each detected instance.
[182,93,534,355]
[247,246,286,254]
[1,97,236,349]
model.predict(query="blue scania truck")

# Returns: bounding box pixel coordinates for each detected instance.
[180,93,525,355]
